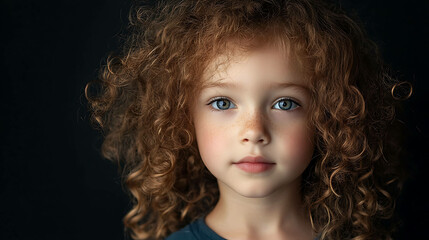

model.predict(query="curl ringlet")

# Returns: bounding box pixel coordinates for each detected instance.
[391,81,413,101]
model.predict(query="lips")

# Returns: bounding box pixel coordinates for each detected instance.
[233,156,275,173]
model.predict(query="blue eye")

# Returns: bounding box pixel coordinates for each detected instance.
[273,98,300,111]
[209,98,236,110]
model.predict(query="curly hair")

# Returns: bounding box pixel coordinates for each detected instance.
[85,0,409,239]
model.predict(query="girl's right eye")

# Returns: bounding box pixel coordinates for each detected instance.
[208,98,236,110]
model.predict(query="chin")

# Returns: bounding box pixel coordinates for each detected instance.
[222,180,287,199]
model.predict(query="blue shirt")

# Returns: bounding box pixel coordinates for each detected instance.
[166,217,320,240]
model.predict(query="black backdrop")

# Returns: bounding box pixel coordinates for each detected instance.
[1,0,428,239]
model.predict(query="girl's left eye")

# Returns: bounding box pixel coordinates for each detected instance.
[272,98,300,111]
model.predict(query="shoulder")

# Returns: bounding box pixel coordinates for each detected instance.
[165,217,226,240]
[165,221,198,240]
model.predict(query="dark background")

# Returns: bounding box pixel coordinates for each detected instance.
[1,0,427,239]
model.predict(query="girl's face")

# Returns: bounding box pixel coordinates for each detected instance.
[192,46,315,198]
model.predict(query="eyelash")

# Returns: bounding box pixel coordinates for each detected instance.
[206,97,301,111]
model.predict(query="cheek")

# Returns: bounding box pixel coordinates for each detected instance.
[194,119,228,166]
[279,123,314,163]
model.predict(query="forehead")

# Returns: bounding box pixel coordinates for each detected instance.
[201,44,308,89]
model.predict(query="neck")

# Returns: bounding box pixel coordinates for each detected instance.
[205,178,315,240]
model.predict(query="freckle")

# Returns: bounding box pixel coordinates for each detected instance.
[247,114,263,129]
[244,118,254,129]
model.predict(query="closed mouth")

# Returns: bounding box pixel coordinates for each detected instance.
[234,156,274,164]
[233,156,275,173]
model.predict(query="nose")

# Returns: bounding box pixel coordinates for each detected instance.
[239,110,270,145]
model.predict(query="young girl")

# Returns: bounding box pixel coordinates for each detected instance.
[85,0,411,239]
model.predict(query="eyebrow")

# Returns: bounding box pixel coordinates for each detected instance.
[202,81,310,93]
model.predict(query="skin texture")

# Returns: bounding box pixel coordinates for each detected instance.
[192,46,317,240]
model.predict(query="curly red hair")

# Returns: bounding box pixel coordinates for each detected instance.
[85,0,408,239]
